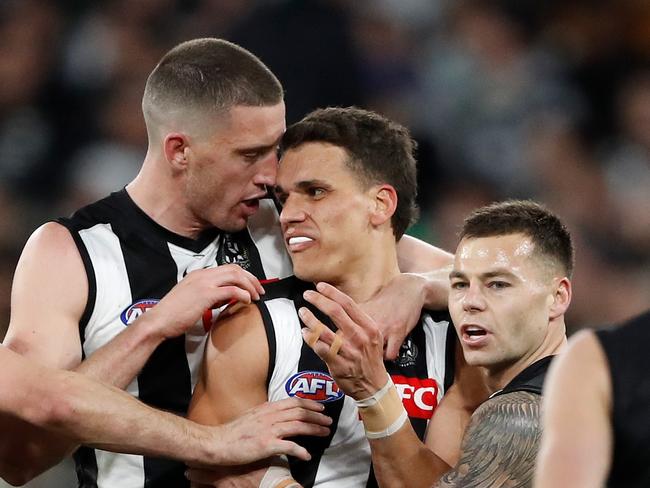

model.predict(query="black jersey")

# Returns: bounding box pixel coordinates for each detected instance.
[490,356,554,399]
[596,310,650,488]
[257,277,456,488]
[57,189,292,488]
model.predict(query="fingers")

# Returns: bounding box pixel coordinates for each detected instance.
[273,419,330,439]
[384,337,401,361]
[298,307,339,362]
[314,282,374,329]
[273,440,312,461]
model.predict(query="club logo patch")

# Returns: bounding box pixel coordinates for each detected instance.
[120,299,159,325]
[396,338,419,367]
[285,371,344,403]
[218,235,251,270]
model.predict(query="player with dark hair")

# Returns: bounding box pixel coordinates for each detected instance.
[188,107,464,487]
[302,199,573,487]
[1,39,451,487]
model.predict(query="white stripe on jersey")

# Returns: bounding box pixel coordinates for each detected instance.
[423,314,451,408]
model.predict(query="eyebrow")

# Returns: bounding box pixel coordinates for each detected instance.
[274,179,332,195]
[234,134,283,155]
[449,269,518,280]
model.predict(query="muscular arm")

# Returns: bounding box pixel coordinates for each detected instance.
[1,222,264,481]
[534,331,612,487]
[435,391,542,488]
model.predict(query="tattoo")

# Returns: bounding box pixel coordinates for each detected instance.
[433,391,541,488]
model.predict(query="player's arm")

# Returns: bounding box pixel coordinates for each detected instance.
[534,330,612,488]
[424,343,489,468]
[299,283,451,488]
[434,391,543,487]
[0,345,328,486]
[0,222,265,481]
[368,236,452,359]
[188,305,314,487]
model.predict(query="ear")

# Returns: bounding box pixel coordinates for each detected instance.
[548,277,571,320]
[163,132,190,170]
[369,184,398,228]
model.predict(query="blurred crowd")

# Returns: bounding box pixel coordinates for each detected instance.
[0,0,649,337]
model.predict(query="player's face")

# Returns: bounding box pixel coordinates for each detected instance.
[184,102,285,232]
[448,233,557,373]
[276,142,372,284]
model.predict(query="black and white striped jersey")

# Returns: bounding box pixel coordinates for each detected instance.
[57,189,292,488]
[257,277,456,488]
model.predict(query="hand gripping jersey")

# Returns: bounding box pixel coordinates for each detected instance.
[257,277,456,488]
[57,189,292,488]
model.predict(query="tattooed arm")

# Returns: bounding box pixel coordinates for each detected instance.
[434,391,542,488]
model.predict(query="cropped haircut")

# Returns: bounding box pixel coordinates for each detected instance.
[281,107,419,240]
[142,38,282,118]
[460,200,574,277]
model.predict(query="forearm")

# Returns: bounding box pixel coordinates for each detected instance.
[370,424,450,488]
[75,312,165,388]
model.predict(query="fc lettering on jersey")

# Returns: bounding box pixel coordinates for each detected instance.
[285,371,344,403]
[392,375,439,419]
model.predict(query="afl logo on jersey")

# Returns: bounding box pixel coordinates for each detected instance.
[285,371,344,403]
[120,299,159,325]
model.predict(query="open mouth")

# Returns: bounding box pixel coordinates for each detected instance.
[461,325,489,344]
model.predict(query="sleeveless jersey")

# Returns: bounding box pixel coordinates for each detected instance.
[489,356,554,399]
[57,189,292,488]
[257,277,456,488]
[596,310,650,488]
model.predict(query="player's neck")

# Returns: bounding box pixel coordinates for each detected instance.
[332,239,401,303]
[126,156,207,240]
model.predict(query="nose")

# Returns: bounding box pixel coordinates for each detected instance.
[279,193,307,227]
[461,282,486,312]
[253,151,279,188]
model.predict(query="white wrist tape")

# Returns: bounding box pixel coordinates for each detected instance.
[259,466,300,488]
[355,374,408,440]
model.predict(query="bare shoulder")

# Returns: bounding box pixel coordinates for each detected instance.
[4,222,86,367]
[435,390,542,488]
[204,303,269,381]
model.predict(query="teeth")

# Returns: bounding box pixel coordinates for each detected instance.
[288,236,313,245]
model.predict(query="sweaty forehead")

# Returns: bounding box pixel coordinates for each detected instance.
[454,234,537,269]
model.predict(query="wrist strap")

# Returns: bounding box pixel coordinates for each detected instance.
[355,374,408,439]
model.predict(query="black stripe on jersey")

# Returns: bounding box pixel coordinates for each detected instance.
[257,300,277,388]
[73,447,99,488]
[101,222,189,487]
[289,293,345,488]
[54,220,97,360]
[116,234,190,488]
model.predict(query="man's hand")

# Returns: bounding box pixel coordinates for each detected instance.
[205,398,331,466]
[361,273,427,360]
[144,265,265,339]
[300,282,389,400]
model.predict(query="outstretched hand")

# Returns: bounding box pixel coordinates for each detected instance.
[300,282,388,400]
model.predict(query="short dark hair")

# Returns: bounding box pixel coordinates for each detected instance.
[281,107,419,240]
[143,38,282,117]
[460,200,574,277]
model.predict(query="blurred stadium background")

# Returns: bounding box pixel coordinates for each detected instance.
[0,0,648,485]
